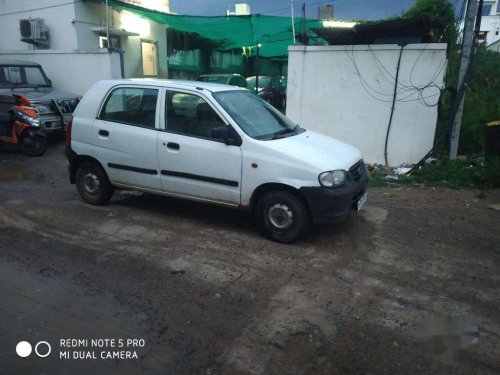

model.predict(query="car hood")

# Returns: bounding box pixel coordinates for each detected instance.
[268,129,363,172]
[0,87,78,101]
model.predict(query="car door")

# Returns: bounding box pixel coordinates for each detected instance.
[93,85,162,190]
[157,89,242,205]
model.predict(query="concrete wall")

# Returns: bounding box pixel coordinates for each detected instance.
[487,39,500,52]
[73,4,168,79]
[0,0,168,89]
[0,0,78,50]
[287,44,447,166]
[480,15,500,46]
[0,50,122,96]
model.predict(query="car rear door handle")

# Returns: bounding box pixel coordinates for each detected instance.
[99,129,109,137]
[166,142,179,150]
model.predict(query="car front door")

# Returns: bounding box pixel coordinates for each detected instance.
[157,89,242,205]
[93,85,162,190]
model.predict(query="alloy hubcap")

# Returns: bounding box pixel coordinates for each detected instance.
[268,203,294,230]
[83,173,100,194]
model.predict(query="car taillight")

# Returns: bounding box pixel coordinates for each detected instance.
[66,117,73,145]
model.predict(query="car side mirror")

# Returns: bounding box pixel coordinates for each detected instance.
[211,126,241,146]
[212,126,229,143]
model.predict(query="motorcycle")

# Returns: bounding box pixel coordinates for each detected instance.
[0,93,48,156]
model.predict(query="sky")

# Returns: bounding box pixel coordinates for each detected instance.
[169,0,419,20]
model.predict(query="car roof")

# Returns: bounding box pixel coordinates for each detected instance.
[0,57,41,66]
[197,74,243,77]
[98,79,246,93]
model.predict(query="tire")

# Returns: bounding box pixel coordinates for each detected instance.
[21,135,48,157]
[75,161,113,205]
[255,190,310,243]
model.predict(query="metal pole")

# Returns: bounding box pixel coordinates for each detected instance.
[291,0,296,44]
[255,43,260,94]
[105,0,110,50]
[449,0,480,159]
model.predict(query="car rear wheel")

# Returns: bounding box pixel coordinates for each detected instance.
[255,190,310,243]
[75,161,113,205]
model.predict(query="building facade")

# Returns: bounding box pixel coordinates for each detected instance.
[459,0,500,47]
[317,5,334,20]
[0,0,169,95]
[226,3,251,16]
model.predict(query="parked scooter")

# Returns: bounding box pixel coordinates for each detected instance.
[0,93,48,156]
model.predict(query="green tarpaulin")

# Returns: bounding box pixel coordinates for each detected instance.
[108,0,324,58]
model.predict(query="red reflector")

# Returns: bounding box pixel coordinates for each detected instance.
[65,117,73,145]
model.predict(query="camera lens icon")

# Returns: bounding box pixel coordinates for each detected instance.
[16,341,51,358]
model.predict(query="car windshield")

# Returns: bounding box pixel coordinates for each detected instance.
[246,76,271,90]
[0,65,51,87]
[213,90,300,140]
[196,76,228,84]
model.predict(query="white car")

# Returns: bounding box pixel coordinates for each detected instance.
[66,79,368,243]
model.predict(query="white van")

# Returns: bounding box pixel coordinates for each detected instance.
[66,79,368,243]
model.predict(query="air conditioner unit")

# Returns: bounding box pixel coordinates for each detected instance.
[19,18,49,46]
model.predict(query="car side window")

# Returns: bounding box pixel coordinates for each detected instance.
[166,91,226,140]
[228,76,245,88]
[237,77,247,88]
[99,87,158,128]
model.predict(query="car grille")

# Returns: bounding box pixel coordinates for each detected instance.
[55,98,80,114]
[349,160,365,181]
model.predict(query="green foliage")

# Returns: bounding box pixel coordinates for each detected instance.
[403,0,458,48]
[460,47,500,153]
[369,157,500,189]
[403,1,500,155]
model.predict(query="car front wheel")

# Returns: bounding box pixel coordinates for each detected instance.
[75,161,113,205]
[255,190,310,243]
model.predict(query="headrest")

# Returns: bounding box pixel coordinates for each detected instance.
[197,102,217,121]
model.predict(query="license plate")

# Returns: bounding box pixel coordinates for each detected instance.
[357,192,367,212]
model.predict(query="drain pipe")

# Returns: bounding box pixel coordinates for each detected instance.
[104,0,125,79]
[384,42,406,166]
[105,0,110,47]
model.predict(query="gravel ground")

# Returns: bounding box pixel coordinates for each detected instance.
[0,140,499,374]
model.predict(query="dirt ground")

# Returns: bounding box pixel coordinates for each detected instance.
[1,140,499,374]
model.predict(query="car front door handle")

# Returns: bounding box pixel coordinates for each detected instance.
[99,129,109,137]
[166,142,180,150]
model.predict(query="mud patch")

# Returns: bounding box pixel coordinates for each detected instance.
[0,162,44,182]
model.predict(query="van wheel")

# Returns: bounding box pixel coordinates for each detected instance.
[255,190,310,243]
[75,161,113,205]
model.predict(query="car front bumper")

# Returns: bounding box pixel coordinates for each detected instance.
[299,163,369,224]
[39,114,65,133]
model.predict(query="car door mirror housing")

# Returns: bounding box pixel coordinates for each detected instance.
[212,126,228,142]
[211,126,242,146]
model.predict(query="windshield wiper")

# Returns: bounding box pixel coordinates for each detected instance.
[269,124,301,140]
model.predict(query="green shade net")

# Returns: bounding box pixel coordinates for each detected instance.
[107,0,324,58]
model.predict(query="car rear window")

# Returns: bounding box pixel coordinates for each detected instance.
[99,87,158,128]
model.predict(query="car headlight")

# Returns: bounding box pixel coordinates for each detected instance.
[318,170,346,187]
[35,104,51,114]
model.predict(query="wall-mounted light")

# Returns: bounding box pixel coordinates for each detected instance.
[322,20,357,29]
[121,11,150,37]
